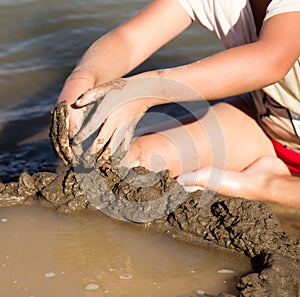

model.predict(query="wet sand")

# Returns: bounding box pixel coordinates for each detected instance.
[266,203,300,239]
[0,166,299,297]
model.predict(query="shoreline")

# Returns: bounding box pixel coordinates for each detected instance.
[0,168,299,297]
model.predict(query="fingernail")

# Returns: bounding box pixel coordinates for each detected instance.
[76,98,82,105]
[176,174,188,184]
[176,176,183,184]
[75,94,84,105]
[72,136,80,145]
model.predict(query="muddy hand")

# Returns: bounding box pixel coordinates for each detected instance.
[74,79,148,167]
[49,102,73,166]
[50,79,126,167]
[75,79,126,107]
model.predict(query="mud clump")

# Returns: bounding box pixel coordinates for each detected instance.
[49,102,71,166]
[238,252,300,297]
[0,170,93,213]
[0,166,299,297]
[155,193,299,259]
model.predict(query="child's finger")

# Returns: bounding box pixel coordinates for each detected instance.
[75,79,126,107]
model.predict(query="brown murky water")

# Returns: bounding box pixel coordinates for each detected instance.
[0,206,251,297]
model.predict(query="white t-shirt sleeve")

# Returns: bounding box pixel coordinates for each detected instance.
[264,0,300,21]
[176,0,255,48]
[177,0,196,21]
[262,0,300,115]
[176,0,217,32]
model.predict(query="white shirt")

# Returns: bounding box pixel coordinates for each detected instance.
[177,0,300,149]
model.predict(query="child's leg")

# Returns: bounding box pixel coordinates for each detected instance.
[125,99,276,177]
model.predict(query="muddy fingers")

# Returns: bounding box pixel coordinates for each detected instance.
[49,102,72,166]
[76,79,127,107]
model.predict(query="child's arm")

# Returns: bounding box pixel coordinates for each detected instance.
[74,12,300,162]
[136,12,300,100]
[57,0,192,137]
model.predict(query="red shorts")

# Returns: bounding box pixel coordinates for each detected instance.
[271,138,300,176]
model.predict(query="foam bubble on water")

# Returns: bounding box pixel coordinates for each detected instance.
[196,290,205,295]
[44,272,56,278]
[119,274,133,280]
[217,268,235,274]
[85,283,100,291]
[1,218,8,223]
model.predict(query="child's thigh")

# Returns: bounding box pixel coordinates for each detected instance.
[126,99,276,176]
[208,101,276,171]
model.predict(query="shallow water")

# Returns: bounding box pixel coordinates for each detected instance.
[0,0,222,181]
[0,206,251,297]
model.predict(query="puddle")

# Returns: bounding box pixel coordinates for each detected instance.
[0,206,251,297]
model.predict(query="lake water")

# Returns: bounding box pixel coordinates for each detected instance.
[0,0,223,182]
[0,1,299,297]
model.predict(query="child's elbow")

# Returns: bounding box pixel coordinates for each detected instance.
[269,63,291,84]
[265,49,297,85]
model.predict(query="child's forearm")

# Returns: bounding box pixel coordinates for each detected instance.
[135,41,289,101]
[67,0,192,87]
[75,30,138,85]
[136,12,300,101]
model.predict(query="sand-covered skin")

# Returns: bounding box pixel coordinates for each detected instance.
[50,81,128,168]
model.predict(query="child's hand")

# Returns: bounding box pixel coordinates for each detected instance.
[50,75,129,166]
[50,68,97,165]
[73,78,150,167]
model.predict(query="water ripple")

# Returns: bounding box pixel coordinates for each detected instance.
[0,103,53,122]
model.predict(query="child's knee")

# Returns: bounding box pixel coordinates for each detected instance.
[126,134,180,174]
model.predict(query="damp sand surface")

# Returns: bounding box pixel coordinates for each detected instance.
[268,203,300,239]
[0,206,252,297]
